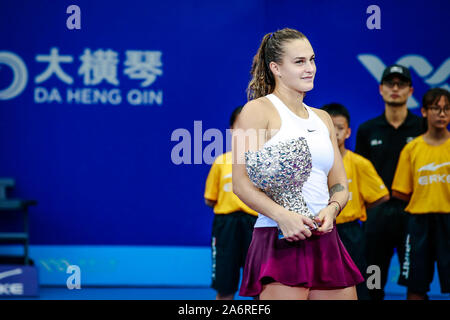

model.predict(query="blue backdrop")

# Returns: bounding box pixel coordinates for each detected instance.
[1,0,449,248]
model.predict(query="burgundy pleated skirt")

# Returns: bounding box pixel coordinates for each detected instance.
[239,224,364,297]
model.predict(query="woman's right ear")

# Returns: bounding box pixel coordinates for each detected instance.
[269,61,280,78]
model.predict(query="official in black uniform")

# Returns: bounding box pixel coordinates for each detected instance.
[355,64,425,300]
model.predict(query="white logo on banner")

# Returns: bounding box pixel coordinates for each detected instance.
[357,54,450,108]
[1,48,163,106]
[0,268,24,296]
[0,268,23,280]
[0,51,29,100]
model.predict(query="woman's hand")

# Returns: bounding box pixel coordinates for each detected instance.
[277,209,317,242]
[313,205,337,235]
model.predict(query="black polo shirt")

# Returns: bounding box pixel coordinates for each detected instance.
[355,110,425,192]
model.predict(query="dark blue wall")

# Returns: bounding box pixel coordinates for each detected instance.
[1,0,448,246]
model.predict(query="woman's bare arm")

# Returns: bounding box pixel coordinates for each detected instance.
[232,99,316,241]
[321,109,349,208]
[312,109,349,233]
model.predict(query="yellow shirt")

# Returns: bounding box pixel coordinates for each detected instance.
[204,152,258,216]
[337,150,389,224]
[392,136,450,214]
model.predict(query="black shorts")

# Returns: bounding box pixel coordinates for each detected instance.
[363,198,408,299]
[211,211,257,295]
[398,213,450,294]
[336,220,370,300]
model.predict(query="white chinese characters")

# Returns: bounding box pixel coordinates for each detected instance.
[79,49,119,86]
[35,47,73,84]
[32,47,163,106]
[34,47,163,86]
[124,50,163,87]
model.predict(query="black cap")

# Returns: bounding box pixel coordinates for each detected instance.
[381,64,412,84]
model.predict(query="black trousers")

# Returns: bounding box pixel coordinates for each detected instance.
[211,211,257,295]
[337,220,370,300]
[398,213,450,294]
[363,198,408,300]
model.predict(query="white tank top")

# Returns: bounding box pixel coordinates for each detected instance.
[254,93,334,228]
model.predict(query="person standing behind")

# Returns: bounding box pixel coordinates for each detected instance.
[355,64,425,300]
[322,103,390,300]
[392,88,450,300]
[204,106,258,300]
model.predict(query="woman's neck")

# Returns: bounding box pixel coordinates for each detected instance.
[272,86,307,118]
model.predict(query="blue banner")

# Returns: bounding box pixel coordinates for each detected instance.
[0,0,449,247]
